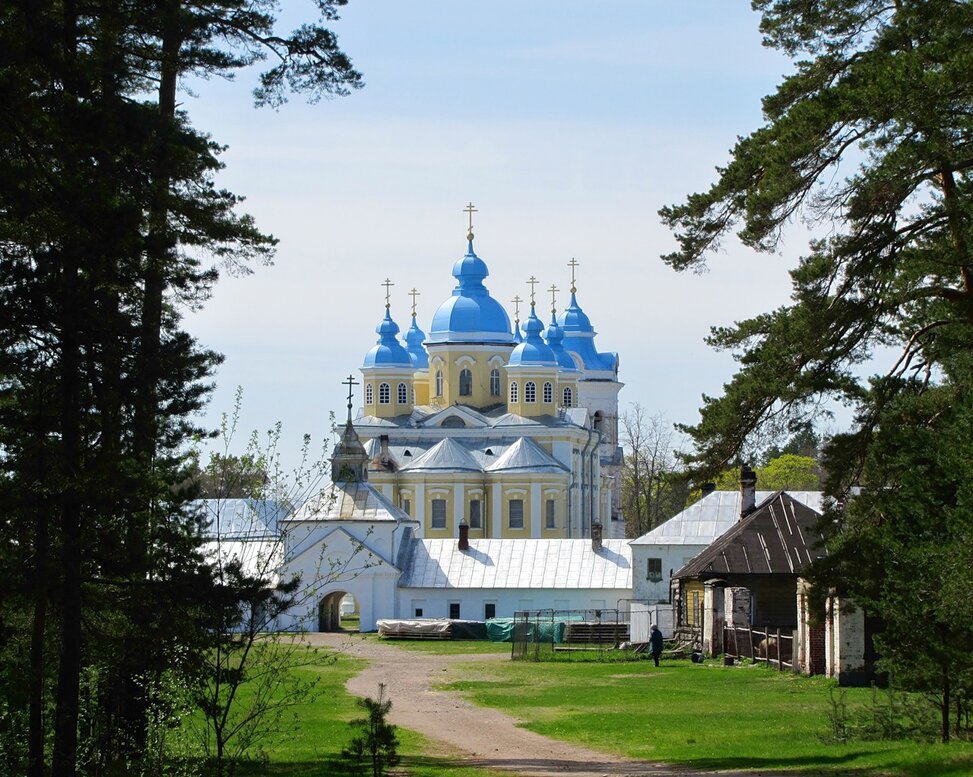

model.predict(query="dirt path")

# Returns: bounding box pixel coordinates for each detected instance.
[303,632,793,777]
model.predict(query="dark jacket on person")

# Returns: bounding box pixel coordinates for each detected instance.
[649,628,664,654]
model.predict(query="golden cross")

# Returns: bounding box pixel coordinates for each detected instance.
[548,283,559,314]
[511,294,523,321]
[409,287,421,317]
[464,202,478,241]
[381,278,394,309]
[526,275,539,305]
[342,374,359,419]
[568,258,580,293]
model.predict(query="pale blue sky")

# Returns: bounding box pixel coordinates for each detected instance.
[184,2,811,466]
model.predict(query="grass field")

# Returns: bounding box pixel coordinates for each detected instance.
[232,650,496,777]
[438,655,973,776]
[216,639,973,776]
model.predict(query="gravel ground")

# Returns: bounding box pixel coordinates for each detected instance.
[303,632,806,777]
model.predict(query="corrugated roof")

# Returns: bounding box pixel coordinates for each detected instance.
[398,538,632,589]
[486,437,569,473]
[288,481,411,523]
[674,492,824,578]
[629,490,824,546]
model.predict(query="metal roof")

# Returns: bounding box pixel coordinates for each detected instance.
[486,437,569,473]
[674,492,824,578]
[287,481,411,523]
[629,490,824,547]
[398,538,632,589]
[399,437,483,473]
[197,499,290,540]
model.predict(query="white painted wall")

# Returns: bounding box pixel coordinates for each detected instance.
[393,587,632,623]
[630,542,707,602]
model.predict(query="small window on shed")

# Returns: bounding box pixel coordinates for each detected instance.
[647,558,662,582]
[449,602,461,620]
[484,603,496,620]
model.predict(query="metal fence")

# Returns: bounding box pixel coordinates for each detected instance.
[510,608,630,661]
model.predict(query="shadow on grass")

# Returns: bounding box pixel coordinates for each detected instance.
[672,750,973,777]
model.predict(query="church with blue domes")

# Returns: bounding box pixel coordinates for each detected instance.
[353,208,624,541]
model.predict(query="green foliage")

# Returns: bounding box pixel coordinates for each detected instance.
[342,684,400,777]
[659,1,973,478]
[660,2,973,742]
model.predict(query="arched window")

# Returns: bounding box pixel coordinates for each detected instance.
[435,370,443,397]
[509,381,519,403]
[459,368,473,396]
[490,368,501,396]
[397,382,408,404]
[525,381,536,403]
[562,387,573,407]
[365,383,374,405]
[379,383,390,404]
[543,381,553,403]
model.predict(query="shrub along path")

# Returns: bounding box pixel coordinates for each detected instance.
[303,633,802,777]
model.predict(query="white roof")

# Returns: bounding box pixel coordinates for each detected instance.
[629,491,825,547]
[399,437,482,473]
[197,498,289,539]
[288,481,411,523]
[486,437,569,473]
[399,538,632,589]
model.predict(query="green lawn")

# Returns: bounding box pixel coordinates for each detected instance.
[229,650,496,777]
[359,635,513,655]
[438,656,973,776]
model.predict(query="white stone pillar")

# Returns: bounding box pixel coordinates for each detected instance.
[530,483,542,537]
[453,482,465,535]
[724,586,751,628]
[415,483,425,538]
[703,581,725,657]
[491,482,503,538]
[825,596,867,686]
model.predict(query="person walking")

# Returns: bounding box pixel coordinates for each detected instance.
[649,624,665,667]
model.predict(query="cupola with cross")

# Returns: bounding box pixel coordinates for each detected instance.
[506,277,559,418]
[425,203,515,410]
[361,279,415,419]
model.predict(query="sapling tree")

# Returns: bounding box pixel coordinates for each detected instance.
[187,396,373,775]
[343,683,400,777]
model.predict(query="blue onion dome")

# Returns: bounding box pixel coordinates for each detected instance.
[427,240,515,344]
[556,290,594,334]
[405,313,429,369]
[513,319,523,343]
[546,313,577,371]
[363,307,412,368]
[508,303,557,367]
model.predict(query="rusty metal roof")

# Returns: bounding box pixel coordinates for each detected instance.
[674,492,824,579]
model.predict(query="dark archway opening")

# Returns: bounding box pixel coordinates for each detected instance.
[318,591,359,632]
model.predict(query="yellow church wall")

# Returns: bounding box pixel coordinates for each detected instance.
[506,368,558,418]
[362,372,414,419]
[427,345,511,409]
[413,370,429,405]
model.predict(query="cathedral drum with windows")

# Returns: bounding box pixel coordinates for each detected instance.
[355,213,623,539]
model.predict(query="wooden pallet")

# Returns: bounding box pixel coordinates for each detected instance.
[563,622,630,644]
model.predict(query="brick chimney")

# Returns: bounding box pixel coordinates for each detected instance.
[701,482,716,497]
[379,434,390,466]
[591,522,603,551]
[458,522,469,551]
[739,464,757,519]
